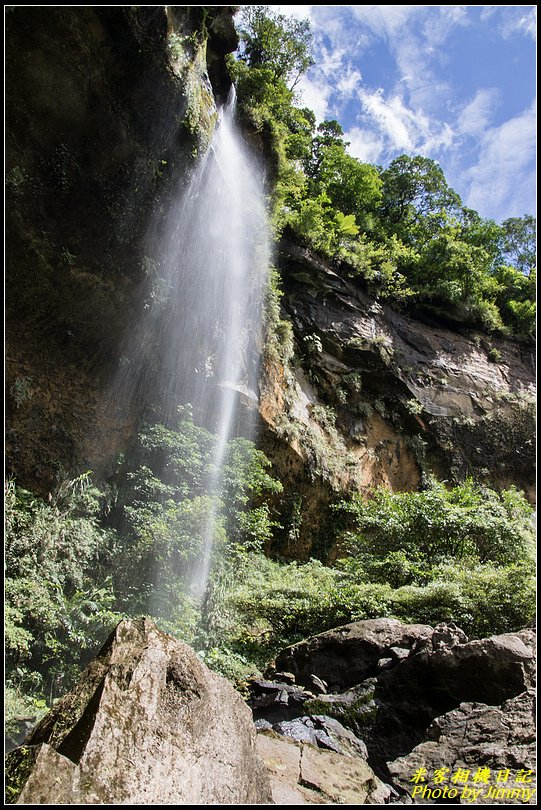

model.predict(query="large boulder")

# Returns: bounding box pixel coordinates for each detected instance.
[377,627,535,708]
[257,620,536,797]
[274,618,438,689]
[387,689,536,804]
[5,618,272,805]
[343,627,535,772]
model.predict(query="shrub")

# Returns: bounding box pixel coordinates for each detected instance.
[5,476,121,703]
[336,478,534,568]
[487,347,502,363]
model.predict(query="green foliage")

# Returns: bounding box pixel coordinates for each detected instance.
[5,468,534,702]
[6,165,28,196]
[60,246,77,268]
[263,267,295,366]
[380,154,462,234]
[405,398,423,415]
[199,516,534,670]
[208,474,535,656]
[500,215,536,275]
[305,121,383,234]
[6,474,113,591]
[199,646,261,687]
[168,31,200,65]
[4,415,283,707]
[198,479,534,666]
[233,7,535,336]
[237,5,313,89]
[487,347,502,363]
[337,477,534,570]
[5,678,48,740]
[204,556,357,666]
[111,408,283,641]
[318,479,535,638]
[4,476,122,707]
[388,560,535,639]
[4,5,535,711]
[492,263,536,336]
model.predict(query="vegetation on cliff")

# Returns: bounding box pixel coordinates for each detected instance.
[6,421,535,714]
[5,5,536,742]
[232,6,535,337]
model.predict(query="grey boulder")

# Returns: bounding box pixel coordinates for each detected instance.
[5,618,272,805]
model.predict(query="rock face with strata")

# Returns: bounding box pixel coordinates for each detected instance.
[5,618,272,805]
[260,238,535,559]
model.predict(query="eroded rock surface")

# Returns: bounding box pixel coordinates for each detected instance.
[274,618,438,689]
[260,239,535,559]
[388,690,536,804]
[256,731,390,805]
[251,619,536,803]
[5,618,272,805]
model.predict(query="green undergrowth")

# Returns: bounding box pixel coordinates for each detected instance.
[5,443,535,716]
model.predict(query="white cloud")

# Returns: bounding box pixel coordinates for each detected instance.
[422,122,455,155]
[266,5,535,221]
[422,5,469,46]
[319,45,347,77]
[340,7,468,116]
[294,6,466,130]
[461,103,537,220]
[499,7,537,40]
[349,5,424,39]
[457,88,500,136]
[356,87,456,159]
[337,68,363,96]
[480,7,497,22]
[481,5,537,40]
[272,5,314,23]
[297,73,333,123]
[358,88,415,151]
[296,37,362,123]
[344,126,385,164]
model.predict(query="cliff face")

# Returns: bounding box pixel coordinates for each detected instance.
[6,8,535,542]
[259,239,535,559]
[5,6,237,494]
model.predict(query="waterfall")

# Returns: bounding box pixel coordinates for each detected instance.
[113,87,270,605]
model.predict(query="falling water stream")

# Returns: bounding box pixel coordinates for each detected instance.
[120,87,270,603]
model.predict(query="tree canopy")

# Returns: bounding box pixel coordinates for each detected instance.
[232,6,536,337]
[237,5,313,89]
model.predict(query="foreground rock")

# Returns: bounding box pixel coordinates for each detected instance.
[256,731,390,805]
[388,690,536,804]
[5,618,272,805]
[254,619,536,804]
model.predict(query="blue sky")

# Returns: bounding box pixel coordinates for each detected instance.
[273,5,536,224]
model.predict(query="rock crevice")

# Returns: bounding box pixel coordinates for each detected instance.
[250,618,536,803]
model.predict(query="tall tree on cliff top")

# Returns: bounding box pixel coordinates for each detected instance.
[499,215,536,276]
[237,5,314,89]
